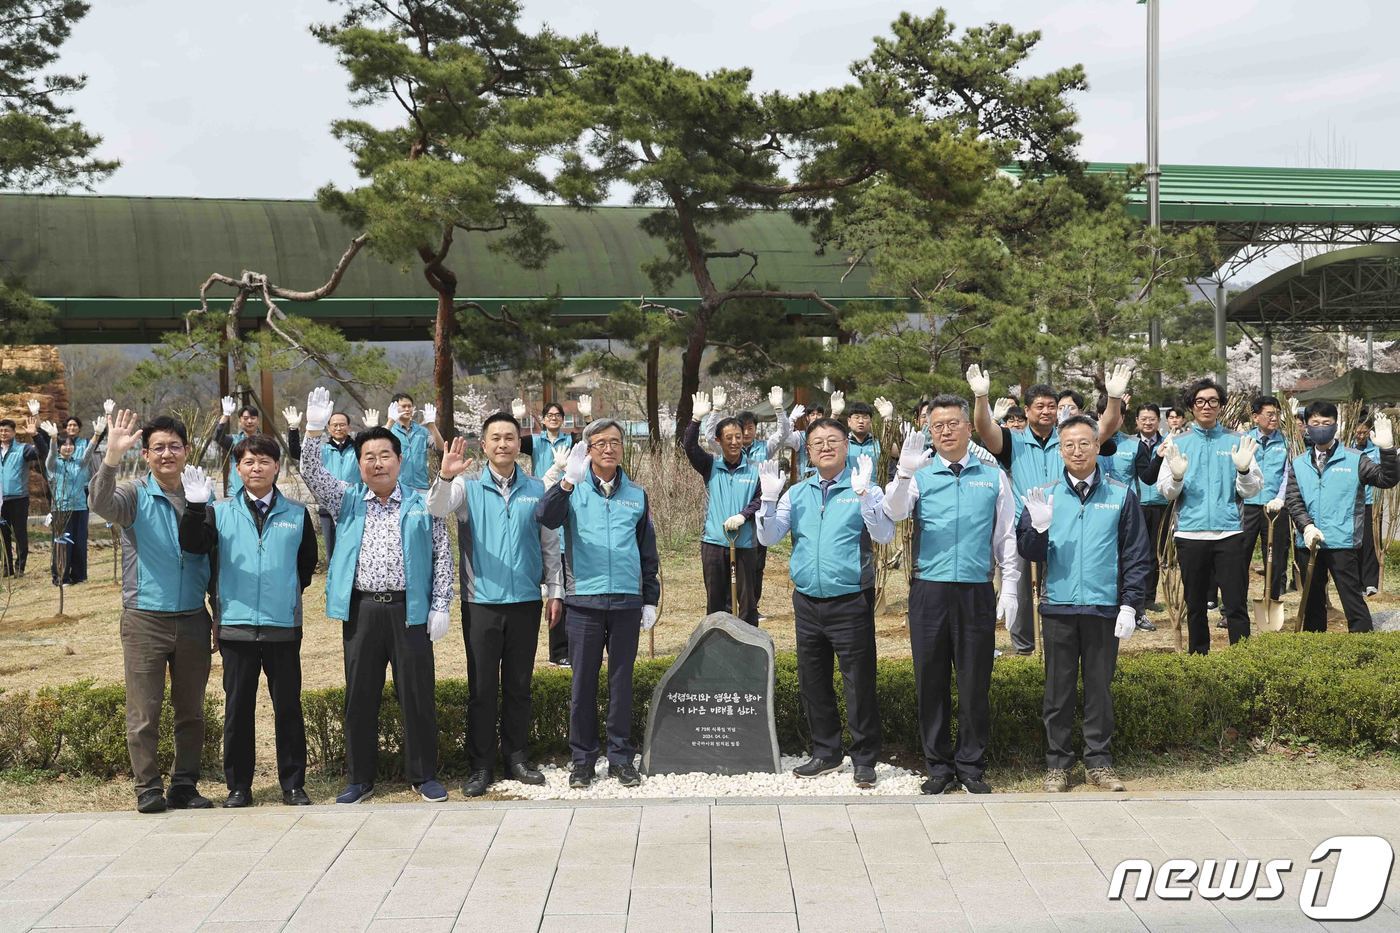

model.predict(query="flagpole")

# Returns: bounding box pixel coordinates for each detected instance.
[1146,0,1163,390]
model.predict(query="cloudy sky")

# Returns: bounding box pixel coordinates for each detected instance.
[56,0,1398,201]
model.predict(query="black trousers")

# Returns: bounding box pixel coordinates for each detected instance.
[1241,504,1291,602]
[1303,548,1373,633]
[908,580,995,781]
[317,508,337,564]
[1176,535,1250,654]
[343,593,438,785]
[220,638,306,792]
[1360,504,1379,590]
[464,600,541,771]
[566,603,641,768]
[792,589,882,766]
[1141,504,1170,605]
[1042,612,1120,770]
[1,496,29,575]
[50,509,89,585]
[700,541,758,624]
[755,544,768,605]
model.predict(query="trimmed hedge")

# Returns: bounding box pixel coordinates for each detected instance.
[3,634,1397,781]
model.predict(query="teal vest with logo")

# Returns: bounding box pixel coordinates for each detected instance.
[131,476,211,613]
[461,470,547,604]
[563,471,647,596]
[0,443,31,497]
[787,470,871,597]
[1172,425,1246,533]
[1009,428,1062,519]
[391,421,432,490]
[702,455,758,549]
[1042,475,1130,609]
[1244,428,1290,507]
[1291,446,1364,548]
[530,431,572,478]
[213,494,304,628]
[912,457,1001,583]
[325,483,434,625]
[48,456,92,511]
[321,439,360,484]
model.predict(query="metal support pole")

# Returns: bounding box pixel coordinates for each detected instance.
[1261,328,1273,396]
[1215,282,1228,392]
[1368,325,1375,369]
[1146,0,1162,389]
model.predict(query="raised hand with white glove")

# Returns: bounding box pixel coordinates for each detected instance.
[362,408,380,429]
[691,391,711,422]
[577,394,592,419]
[965,364,990,398]
[103,398,116,416]
[1114,606,1137,641]
[769,386,784,411]
[759,460,787,502]
[1231,434,1258,473]
[1265,498,1284,515]
[386,400,403,424]
[1021,487,1053,532]
[1105,363,1133,399]
[996,592,1019,626]
[722,514,746,533]
[1303,524,1325,549]
[896,426,933,478]
[1375,412,1394,449]
[851,454,873,496]
[427,609,451,642]
[562,441,591,488]
[220,395,236,418]
[27,399,39,416]
[874,396,894,421]
[92,415,107,436]
[305,387,334,432]
[281,405,302,430]
[710,386,726,411]
[38,420,57,438]
[787,403,806,425]
[641,605,658,631]
[992,397,1014,422]
[420,403,437,425]
[828,390,845,418]
[181,466,213,504]
[1160,437,1188,481]
[511,398,527,420]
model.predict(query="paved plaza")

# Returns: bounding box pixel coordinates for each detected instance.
[0,792,1397,932]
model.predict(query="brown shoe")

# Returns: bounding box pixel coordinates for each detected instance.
[1043,769,1070,793]
[1086,767,1125,792]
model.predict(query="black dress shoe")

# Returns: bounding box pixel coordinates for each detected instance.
[608,762,642,787]
[961,777,992,795]
[507,761,545,786]
[222,788,253,809]
[282,787,312,806]
[569,764,593,789]
[920,774,958,796]
[791,756,843,779]
[462,770,493,797]
[853,765,877,788]
[167,785,213,809]
[136,789,167,814]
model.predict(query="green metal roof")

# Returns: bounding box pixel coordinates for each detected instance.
[0,193,882,343]
[1226,243,1400,329]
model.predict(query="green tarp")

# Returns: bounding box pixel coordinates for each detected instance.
[1293,369,1400,402]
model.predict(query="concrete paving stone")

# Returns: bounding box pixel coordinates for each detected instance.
[345,810,435,851]
[1322,907,1400,932]
[252,828,355,873]
[152,851,252,900]
[538,914,627,932]
[8,821,94,845]
[784,840,865,872]
[0,825,26,846]
[314,846,411,893]
[1050,801,1154,840]
[637,806,710,846]
[710,862,794,914]
[487,808,573,850]
[624,907,712,933]
[0,843,49,884]
[631,842,710,889]
[932,842,1020,882]
[373,865,473,919]
[52,819,157,859]
[793,911,885,933]
[203,868,321,923]
[851,823,937,864]
[1052,912,1147,932]
[31,888,145,928]
[778,804,851,829]
[1140,819,1243,853]
[544,861,633,915]
[1122,800,1202,822]
[983,802,1062,823]
[568,806,641,830]
[1018,861,1122,915]
[428,808,504,830]
[848,803,920,823]
[1002,820,1092,865]
[283,887,387,933]
[192,922,287,933]
[964,920,1059,933]
[915,805,1001,844]
[1,855,112,902]
[366,919,454,933]
[471,842,561,884]
[98,831,210,879]
[868,867,959,914]
[280,809,367,832]
[1078,837,1168,876]
[1188,800,1304,840]
[406,827,494,870]
[0,899,65,933]
[451,908,543,933]
[711,804,780,823]
[112,893,223,932]
[198,814,297,856]
[623,885,709,913]
[144,813,232,838]
[713,912,798,932]
[880,910,971,932]
[1123,904,1236,932]
[558,826,640,866]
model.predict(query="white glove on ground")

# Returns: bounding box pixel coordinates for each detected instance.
[722,514,746,533]
[427,610,451,642]
[1115,606,1136,640]
[828,390,845,417]
[691,391,711,421]
[1021,487,1053,532]
[851,455,872,495]
[641,606,658,631]
[562,442,591,487]
[1303,524,1325,549]
[965,364,990,398]
[181,466,212,504]
[759,460,787,502]
[1231,435,1258,473]
[306,387,334,431]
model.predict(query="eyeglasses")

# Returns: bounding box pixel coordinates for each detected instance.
[147,444,185,455]
[589,439,623,451]
[928,420,965,434]
[808,439,844,451]
[1060,440,1098,453]
[1193,398,1221,409]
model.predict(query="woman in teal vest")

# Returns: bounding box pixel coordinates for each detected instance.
[43,423,102,585]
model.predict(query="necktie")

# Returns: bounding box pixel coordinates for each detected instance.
[949,462,963,477]
[600,479,614,498]
[1076,481,1089,500]
[256,500,268,514]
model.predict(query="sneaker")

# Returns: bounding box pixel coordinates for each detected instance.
[961,777,992,795]
[569,764,593,789]
[1365,586,1378,597]
[608,762,642,787]
[166,785,213,810]
[853,765,876,788]
[1135,617,1157,632]
[136,789,167,814]
[1043,769,1070,793]
[920,774,958,795]
[1086,767,1125,792]
[757,614,769,623]
[335,783,375,804]
[414,779,448,802]
[791,756,843,779]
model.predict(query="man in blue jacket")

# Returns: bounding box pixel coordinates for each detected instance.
[757,418,895,788]
[1132,404,1170,624]
[178,434,318,808]
[429,416,563,797]
[882,396,1019,795]
[1285,403,1398,632]
[90,409,215,814]
[1018,415,1151,794]
[1156,379,1263,653]
[1240,396,1293,607]
[536,419,661,790]
[684,391,762,624]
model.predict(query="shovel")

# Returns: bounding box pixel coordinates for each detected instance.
[1253,511,1286,633]
[1293,541,1322,634]
[726,527,740,620]
[1031,559,1043,659]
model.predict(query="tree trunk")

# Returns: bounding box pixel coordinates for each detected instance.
[675,308,711,442]
[433,287,455,441]
[645,338,660,447]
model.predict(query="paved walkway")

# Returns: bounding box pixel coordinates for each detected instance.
[0,792,1397,932]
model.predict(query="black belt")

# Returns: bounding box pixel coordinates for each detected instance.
[352,590,406,604]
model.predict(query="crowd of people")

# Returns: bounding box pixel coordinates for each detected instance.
[1,364,1396,809]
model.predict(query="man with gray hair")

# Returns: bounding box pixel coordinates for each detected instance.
[536,419,660,790]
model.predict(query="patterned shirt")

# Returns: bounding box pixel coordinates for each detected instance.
[299,433,453,612]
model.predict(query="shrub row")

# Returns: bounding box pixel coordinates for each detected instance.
[2,634,1396,781]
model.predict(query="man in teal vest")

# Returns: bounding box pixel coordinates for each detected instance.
[883,396,1019,795]
[1240,396,1293,606]
[300,387,455,805]
[1352,416,1383,595]
[1156,378,1262,653]
[383,391,445,493]
[90,409,215,814]
[287,406,359,561]
[178,434,318,808]
[1285,402,1398,633]
[1132,403,1170,623]
[968,363,1132,654]
[1018,415,1151,794]
[42,422,102,585]
[685,391,762,623]
[536,419,660,790]
[757,418,895,788]
[429,416,563,798]
[215,398,262,499]
[843,401,882,470]
[0,414,43,577]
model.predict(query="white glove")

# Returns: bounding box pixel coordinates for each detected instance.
[543,457,566,488]
[722,513,746,533]
[896,427,932,478]
[421,403,437,425]
[181,466,212,504]
[874,396,894,421]
[1114,606,1136,640]
[1057,403,1074,425]
[965,364,990,398]
[759,460,787,502]
[996,592,1018,625]
[1161,437,1188,481]
[103,398,116,416]
[1375,413,1394,449]
[427,609,451,642]
[788,403,806,424]
[306,387,334,431]
[363,408,380,429]
[387,400,403,422]
[992,397,1014,421]
[38,420,57,437]
[1021,487,1053,532]
[691,391,711,421]
[93,416,107,435]
[710,386,727,410]
[27,399,39,416]
[1264,498,1283,515]
[769,386,784,410]
[281,406,301,430]
[562,441,590,487]
[1106,363,1132,399]
[221,396,236,417]
[828,389,845,417]
[577,394,592,419]
[511,398,527,420]
[43,513,52,528]
[1303,524,1325,549]
[1231,435,1257,472]
[641,606,658,631]
[851,454,872,496]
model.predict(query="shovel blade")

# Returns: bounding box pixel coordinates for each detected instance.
[1253,597,1286,633]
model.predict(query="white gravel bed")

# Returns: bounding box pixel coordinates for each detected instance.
[492,755,929,800]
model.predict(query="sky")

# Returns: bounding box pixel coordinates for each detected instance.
[54,0,1400,202]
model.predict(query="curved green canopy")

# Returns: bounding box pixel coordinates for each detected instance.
[1227,243,1400,329]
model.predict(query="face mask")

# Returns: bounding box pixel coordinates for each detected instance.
[1306,424,1337,447]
